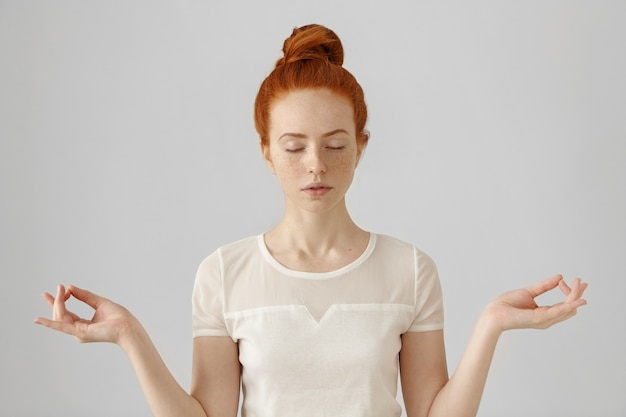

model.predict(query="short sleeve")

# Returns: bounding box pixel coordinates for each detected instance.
[407,247,444,332]
[191,250,230,338]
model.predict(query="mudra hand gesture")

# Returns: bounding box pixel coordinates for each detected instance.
[484,275,588,332]
[34,284,137,345]
[36,275,587,344]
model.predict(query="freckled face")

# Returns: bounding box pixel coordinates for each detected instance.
[262,88,364,214]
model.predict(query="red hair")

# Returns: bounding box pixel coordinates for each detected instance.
[254,24,368,146]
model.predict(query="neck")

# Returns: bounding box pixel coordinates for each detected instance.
[268,198,365,255]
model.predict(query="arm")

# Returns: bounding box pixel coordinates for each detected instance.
[34,285,240,417]
[400,330,448,417]
[400,275,588,417]
[191,336,241,417]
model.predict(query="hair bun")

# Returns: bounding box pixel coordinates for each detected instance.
[276,24,344,67]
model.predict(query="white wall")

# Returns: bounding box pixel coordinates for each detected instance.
[1,1,624,416]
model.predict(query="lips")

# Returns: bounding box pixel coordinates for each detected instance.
[302,182,333,196]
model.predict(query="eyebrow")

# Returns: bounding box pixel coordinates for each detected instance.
[278,129,350,141]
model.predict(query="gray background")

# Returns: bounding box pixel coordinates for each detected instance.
[1,1,624,416]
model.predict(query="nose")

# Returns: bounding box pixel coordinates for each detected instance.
[306,147,326,175]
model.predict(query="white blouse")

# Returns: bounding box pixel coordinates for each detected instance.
[192,233,444,417]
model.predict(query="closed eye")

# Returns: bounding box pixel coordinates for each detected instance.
[326,146,345,150]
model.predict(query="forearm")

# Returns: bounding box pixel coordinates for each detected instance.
[428,312,501,417]
[119,321,207,417]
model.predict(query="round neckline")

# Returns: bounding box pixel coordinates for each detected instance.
[257,233,377,280]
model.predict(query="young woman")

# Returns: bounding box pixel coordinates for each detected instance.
[35,24,588,417]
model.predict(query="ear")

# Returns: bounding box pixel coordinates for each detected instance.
[260,140,275,174]
[355,130,369,167]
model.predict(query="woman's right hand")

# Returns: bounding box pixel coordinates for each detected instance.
[35,284,138,345]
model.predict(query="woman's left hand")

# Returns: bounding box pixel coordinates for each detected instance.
[484,275,588,332]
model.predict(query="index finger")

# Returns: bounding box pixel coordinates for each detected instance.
[67,285,107,310]
[526,275,563,298]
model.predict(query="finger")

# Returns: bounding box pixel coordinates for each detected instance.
[41,290,83,324]
[41,292,55,308]
[565,278,581,302]
[527,275,562,298]
[63,286,71,302]
[551,300,585,319]
[573,279,589,300]
[534,302,583,328]
[42,284,72,306]
[558,279,571,296]
[33,317,79,337]
[53,285,68,321]
[579,281,589,297]
[554,297,587,314]
[68,285,106,310]
[566,278,589,303]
